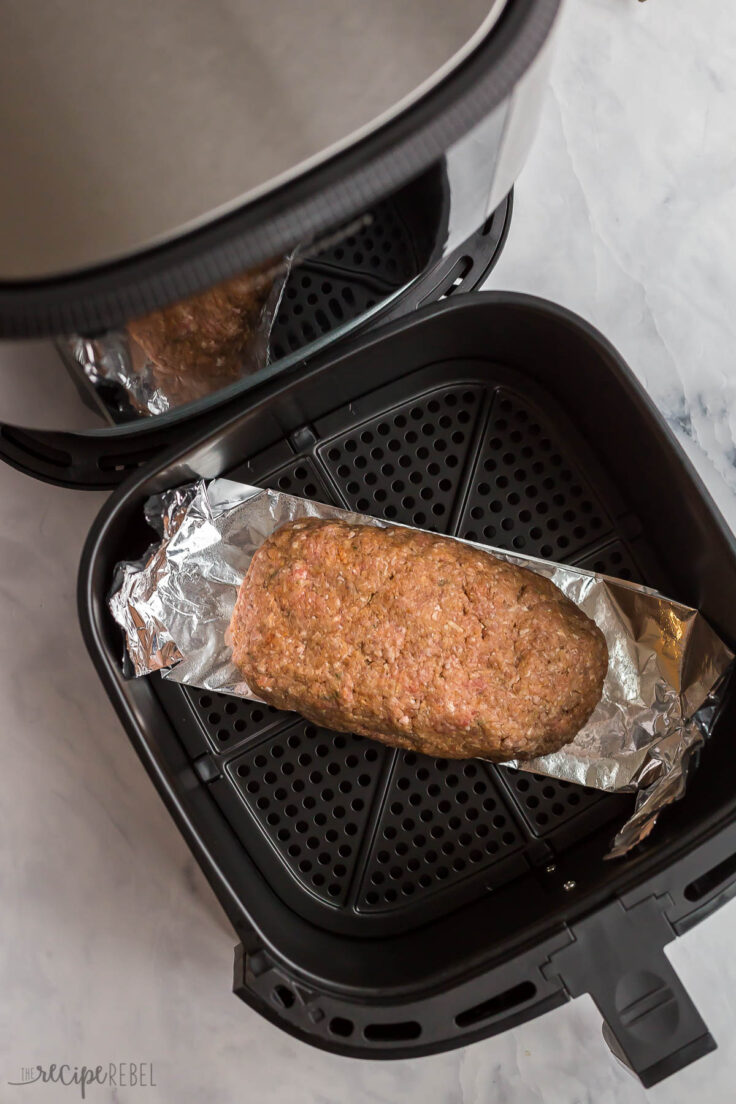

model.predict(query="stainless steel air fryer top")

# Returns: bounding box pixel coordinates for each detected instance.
[0,0,508,280]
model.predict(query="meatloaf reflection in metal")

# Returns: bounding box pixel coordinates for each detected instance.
[229,519,608,760]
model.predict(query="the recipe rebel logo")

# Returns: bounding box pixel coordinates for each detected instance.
[8,1062,156,1098]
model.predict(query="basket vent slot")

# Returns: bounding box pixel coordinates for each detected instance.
[363,1020,422,1042]
[455,980,536,1028]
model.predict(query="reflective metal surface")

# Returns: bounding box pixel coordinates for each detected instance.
[15,165,475,429]
[0,0,506,279]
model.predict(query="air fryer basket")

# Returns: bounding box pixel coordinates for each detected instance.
[80,295,736,1086]
[1,181,511,485]
[57,167,506,426]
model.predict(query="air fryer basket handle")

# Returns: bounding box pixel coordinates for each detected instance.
[543,896,715,1087]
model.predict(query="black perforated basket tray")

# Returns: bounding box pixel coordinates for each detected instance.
[153,363,637,937]
[79,294,736,1086]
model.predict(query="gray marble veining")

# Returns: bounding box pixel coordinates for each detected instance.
[1,1,736,1101]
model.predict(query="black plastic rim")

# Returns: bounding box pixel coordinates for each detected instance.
[0,0,559,338]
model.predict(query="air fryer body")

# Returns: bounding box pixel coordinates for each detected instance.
[0,0,563,456]
[5,4,735,1090]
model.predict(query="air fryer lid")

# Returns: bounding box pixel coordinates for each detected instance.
[3,0,503,279]
[0,0,560,337]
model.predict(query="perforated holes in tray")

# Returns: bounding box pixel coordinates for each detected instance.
[270,462,326,501]
[270,200,419,361]
[497,768,604,837]
[575,540,643,583]
[228,724,388,906]
[271,274,383,361]
[357,753,523,912]
[188,692,291,755]
[230,454,335,506]
[458,390,613,560]
[327,204,418,284]
[319,386,485,531]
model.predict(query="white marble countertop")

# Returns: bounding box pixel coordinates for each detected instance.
[2,1,736,1101]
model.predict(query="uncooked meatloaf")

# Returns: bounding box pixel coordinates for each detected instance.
[229,519,608,761]
[127,266,275,407]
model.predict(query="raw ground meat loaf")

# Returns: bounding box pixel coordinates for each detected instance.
[127,266,275,407]
[229,519,608,761]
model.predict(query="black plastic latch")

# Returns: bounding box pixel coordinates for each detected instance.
[542,895,715,1087]
[193,754,221,783]
[289,425,318,453]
